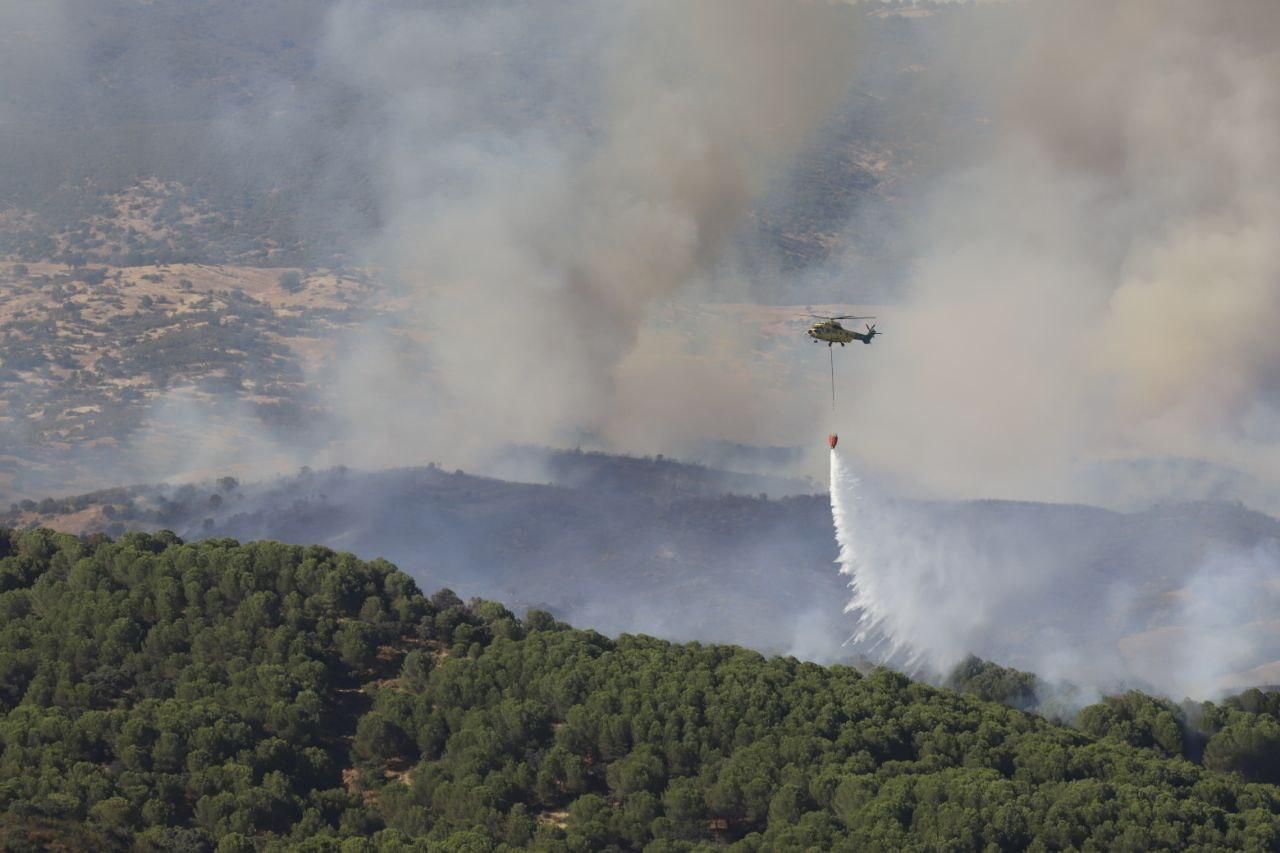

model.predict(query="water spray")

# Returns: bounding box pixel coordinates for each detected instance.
[830,448,902,657]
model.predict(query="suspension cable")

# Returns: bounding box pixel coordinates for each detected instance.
[829,344,836,417]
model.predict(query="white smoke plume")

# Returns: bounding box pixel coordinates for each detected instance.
[843,0,1280,509]
[320,0,860,468]
[812,0,1280,702]
[1120,547,1280,699]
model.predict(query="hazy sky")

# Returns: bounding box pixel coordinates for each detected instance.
[3,0,1280,514]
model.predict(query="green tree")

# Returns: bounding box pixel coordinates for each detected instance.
[1203,716,1280,784]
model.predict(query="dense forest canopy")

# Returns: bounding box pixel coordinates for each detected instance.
[1,529,1279,850]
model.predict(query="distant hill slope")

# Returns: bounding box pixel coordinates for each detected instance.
[0,262,375,475]
[1,529,1279,851]
[8,459,1280,691]
[0,1,969,277]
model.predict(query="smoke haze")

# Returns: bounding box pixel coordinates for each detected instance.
[832,448,1280,700]
[843,0,1280,508]
[5,1,1280,701]
[815,3,1280,701]
[317,0,861,466]
[6,0,1280,500]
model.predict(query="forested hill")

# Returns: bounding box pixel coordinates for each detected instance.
[2,530,1280,851]
[15,465,1280,682]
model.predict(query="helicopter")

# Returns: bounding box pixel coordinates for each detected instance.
[806,315,879,347]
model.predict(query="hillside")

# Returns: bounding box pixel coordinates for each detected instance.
[1,528,1279,851]
[0,261,375,469]
[8,461,1280,692]
[4,6,1278,847]
[1,461,843,660]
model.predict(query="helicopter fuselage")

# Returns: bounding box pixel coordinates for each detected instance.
[807,321,874,346]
